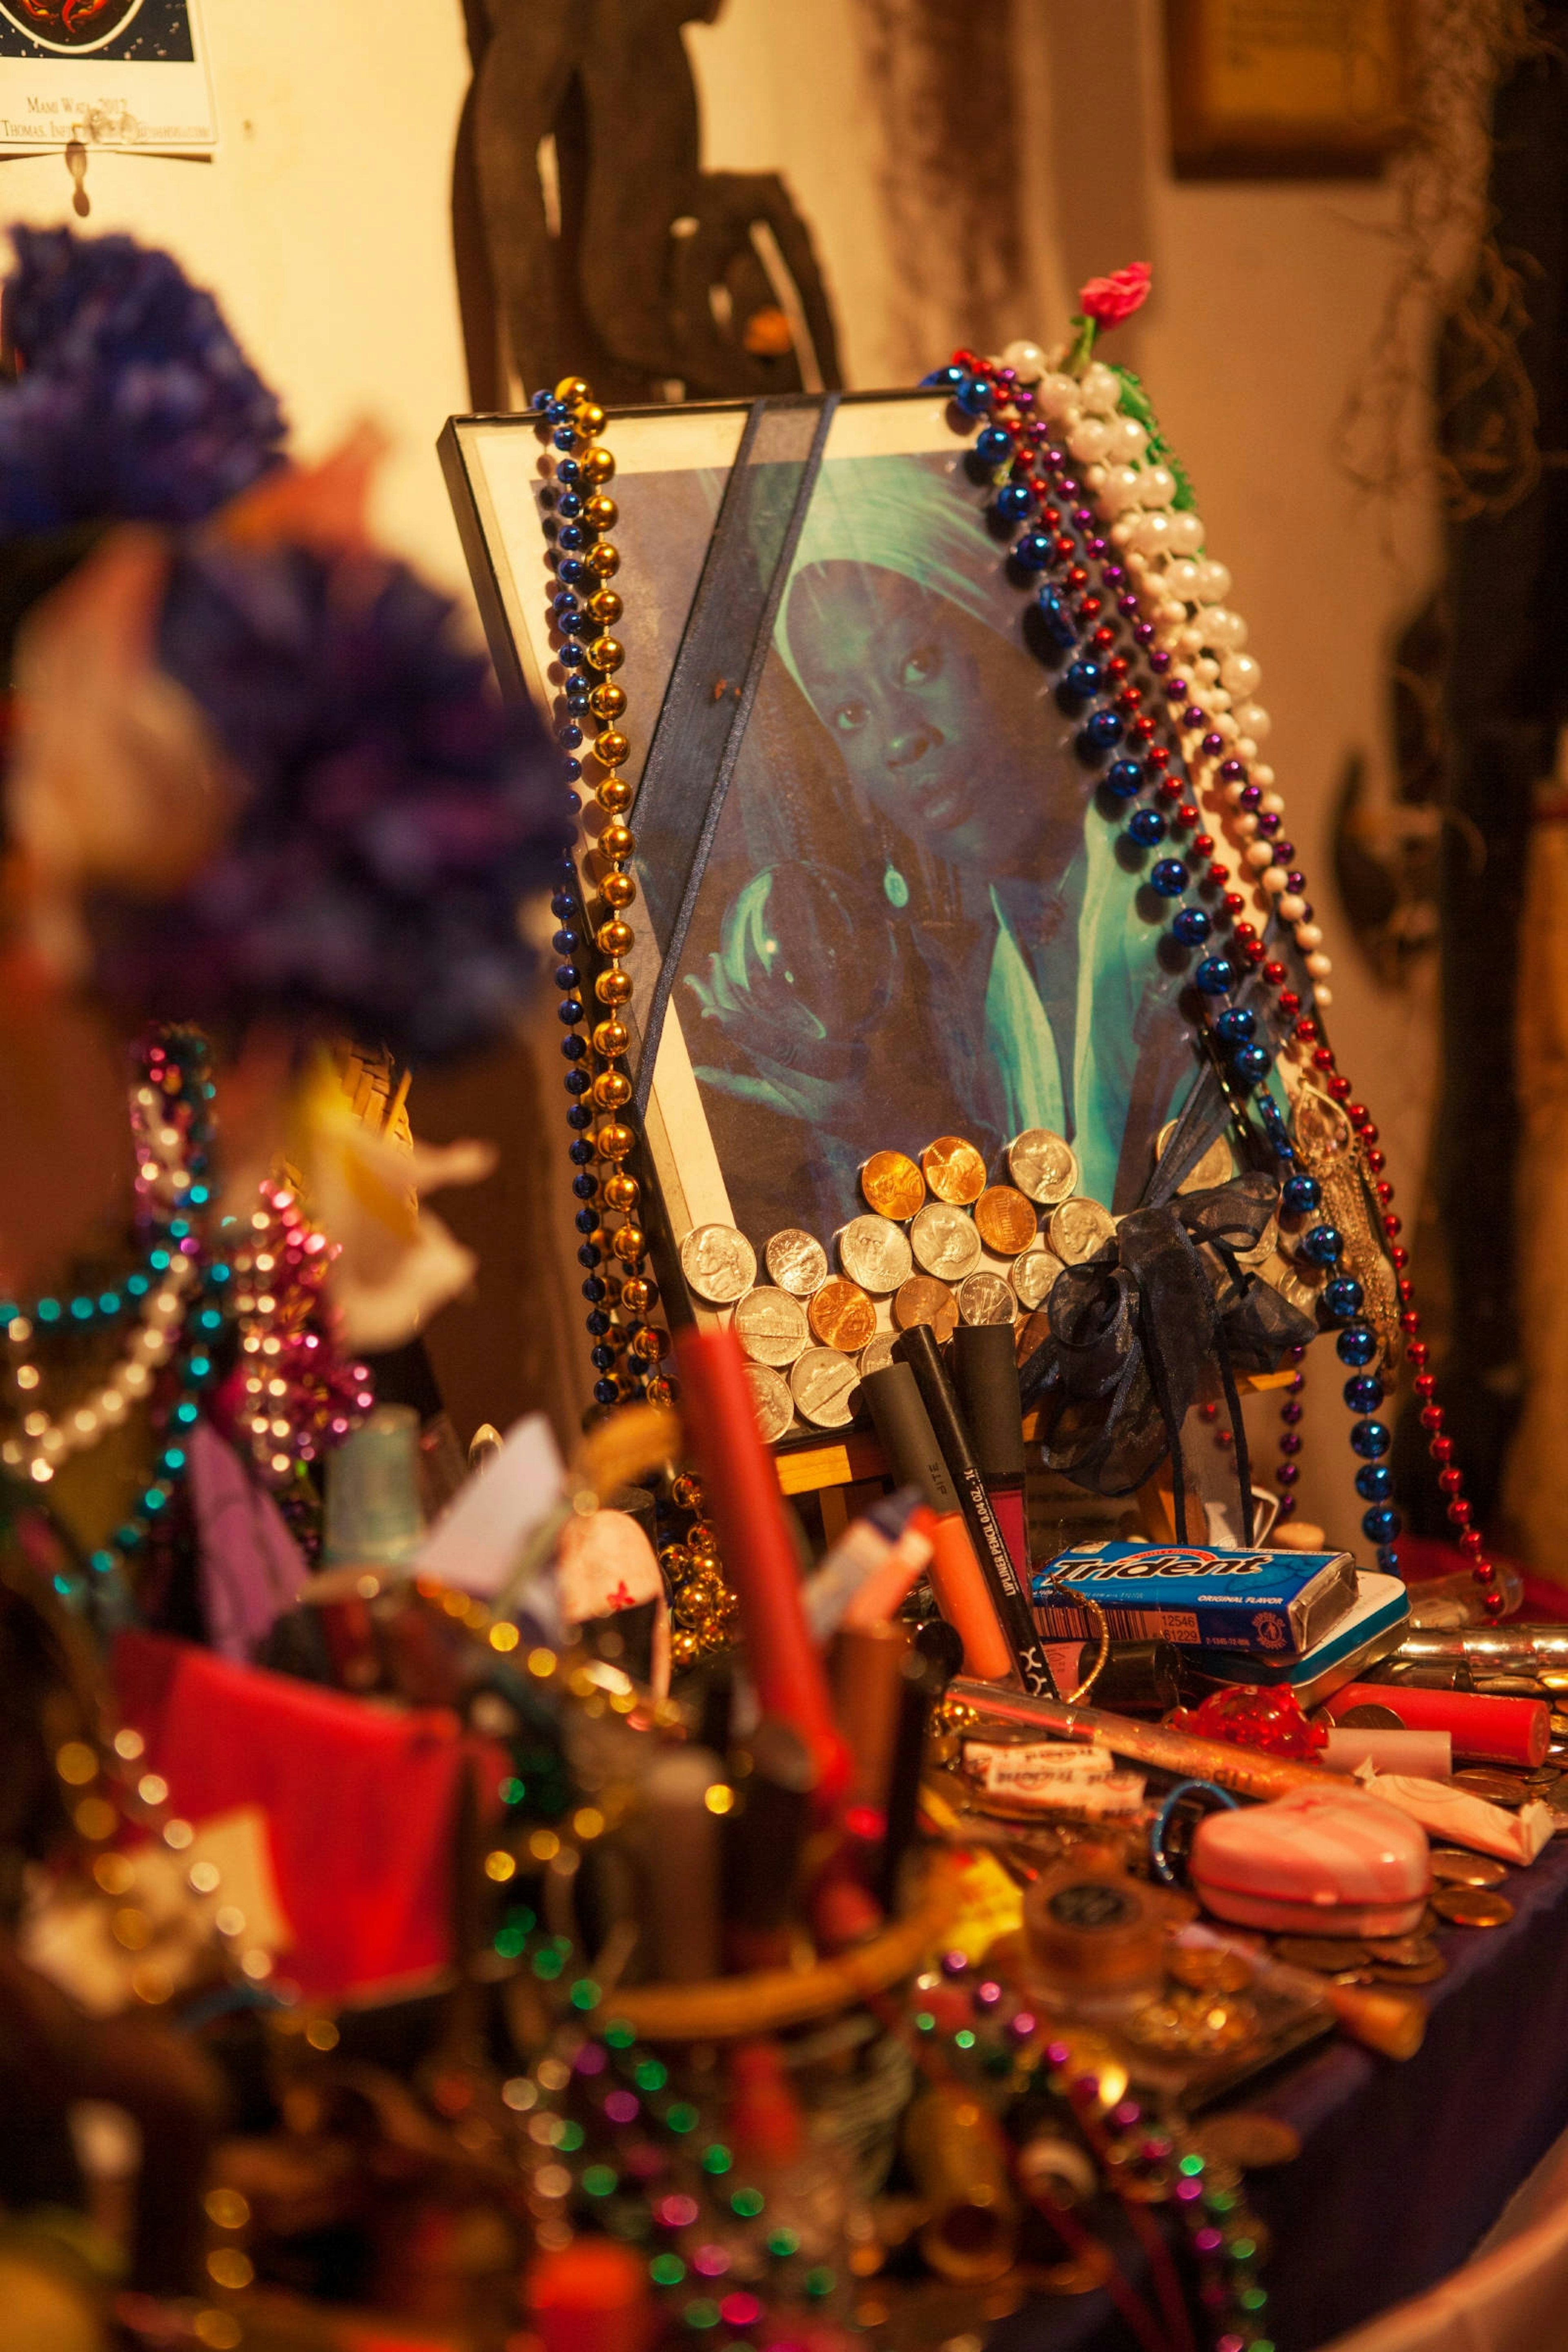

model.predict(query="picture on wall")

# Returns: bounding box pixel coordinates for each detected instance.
[0,0,214,152]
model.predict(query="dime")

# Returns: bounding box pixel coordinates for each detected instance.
[974,1184,1038,1256]
[860,1149,926,1222]
[1273,1937,1370,1973]
[958,1271,1017,1326]
[1009,1128,1079,1207]
[789,1346,860,1429]
[893,1275,959,1344]
[733,1285,808,1368]
[765,1228,829,1297]
[1047,1197,1118,1265]
[1193,2112,1301,2171]
[1430,1885,1514,1928]
[910,1200,982,1281]
[743,1362,793,1443]
[1166,1947,1252,1995]
[1452,1768,1532,1805]
[1361,1933,1439,1969]
[858,1330,900,1379]
[679,1222,757,1304]
[807,1277,877,1352]
[1427,1849,1507,1888]
[921,1134,987,1206]
[1157,1119,1236,1195]
[837,1214,913,1295]
[1013,1247,1066,1313]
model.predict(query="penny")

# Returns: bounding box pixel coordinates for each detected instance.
[733,1285,808,1368]
[1194,2112,1301,2171]
[974,1184,1038,1257]
[743,1362,793,1443]
[860,1149,926,1222]
[1156,1120,1235,1194]
[1047,1198,1118,1265]
[921,1134,987,1206]
[1336,1703,1405,1729]
[1015,1308,1051,1364]
[910,1200,982,1281]
[807,1277,877,1352]
[1452,1768,1531,1805]
[1273,1937,1370,1973]
[679,1222,757,1304]
[1430,1885,1514,1928]
[1166,1947,1252,1994]
[893,1275,959,1345]
[858,1330,900,1379]
[765,1228,829,1297]
[1362,1933,1439,1969]
[789,1346,860,1430]
[1428,1849,1507,1888]
[958,1271,1017,1326]
[1013,1247,1066,1313]
[837,1214,913,1295]
[1371,1957,1446,1986]
[1009,1128,1080,1207]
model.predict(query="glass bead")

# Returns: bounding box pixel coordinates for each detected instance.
[1150,858,1188,897]
[1356,1462,1394,1501]
[1172,907,1212,945]
[593,1378,620,1405]
[1195,956,1236,996]
[582,1278,606,1302]
[586,1310,611,1336]
[1323,1276,1365,1321]
[590,1345,616,1372]
[1105,757,1144,797]
[567,1105,592,1130]
[1037,586,1077,648]
[995,483,1033,522]
[976,425,1012,466]
[557,722,584,749]
[1344,1374,1383,1412]
[568,1139,594,1165]
[954,373,994,416]
[1013,530,1053,572]
[1363,1505,1401,1544]
[557,556,589,587]
[1127,807,1166,846]
[1350,1418,1391,1459]
[557,520,588,550]
[1300,1223,1342,1266]
[921,363,967,391]
[1231,1043,1270,1084]
[1336,1322,1378,1367]
[1083,709,1125,751]
[1281,1172,1321,1215]
[1214,1008,1256,1043]
[1063,659,1101,701]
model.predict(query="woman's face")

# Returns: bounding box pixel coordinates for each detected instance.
[788,563,1059,871]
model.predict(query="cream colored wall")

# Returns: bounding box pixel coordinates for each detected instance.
[0,0,477,593]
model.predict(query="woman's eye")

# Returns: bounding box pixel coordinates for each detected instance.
[900,642,942,688]
[833,701,869,733]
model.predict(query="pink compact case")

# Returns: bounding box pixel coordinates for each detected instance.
[1191,1785,1431,1938]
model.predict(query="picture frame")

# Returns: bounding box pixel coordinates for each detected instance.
[1164,0,1410,181]
[441,392,1251,1453]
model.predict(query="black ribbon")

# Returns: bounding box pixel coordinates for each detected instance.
[1018,1171,1316,1544]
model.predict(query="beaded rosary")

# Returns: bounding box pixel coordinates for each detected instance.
[922,301,1494,1614]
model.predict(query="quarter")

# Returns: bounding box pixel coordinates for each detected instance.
[893,1275,959,1344]
[1427,1849,1507,1888]
[838,1213,913,1294]
[679,1222,757,1304]
[1047,1197,1118,1265]
[743,1362,794,1443]
[958,1271,1017,1326]
[790,1345,860,1430]
[1008,1127,1079,1206]
[910,1200,982,1281]
[974,1184,1038,1256]
[921,1134,987,1206]
[1430,1885,1514,1928]
[860,1149,926,1222]
[807,1276,877,1352]
[733,1285,809,1367]
[765,1228,829,1296]
[1013,1247,1066,1312]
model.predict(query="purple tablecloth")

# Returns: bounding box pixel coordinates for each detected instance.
[990,1832,1568,2352]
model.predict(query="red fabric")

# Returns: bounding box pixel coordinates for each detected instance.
[113,1633,505,2004]
[1393,1534,1568,1624]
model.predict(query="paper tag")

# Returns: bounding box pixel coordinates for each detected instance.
[414,1414,565,1596]
[964,1738,1114,1787]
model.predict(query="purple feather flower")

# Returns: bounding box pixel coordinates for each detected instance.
[0,223,286,532]
[88,540,568,1064]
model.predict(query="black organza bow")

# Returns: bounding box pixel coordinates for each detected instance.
[1017,1172,1317,1544]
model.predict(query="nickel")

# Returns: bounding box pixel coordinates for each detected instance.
[1430,1885,1514,1928]
[911,1200,982,1281]
[789,1346,859,1430]
[1157,1119,1235,1194]
[1048,1197,1118,1265]
[743,1362,793,1443]
[733,1285,808,1367]
[860,1150,926,1221]
[893,1275,959,1344]
[1013,1247,1065,1312]
[974,1184,1038,1256]
[958,1271,1016,1326]
[766,1228,829,1296]
[680,1222,757,1304]
[1009,1128,1079,1206]
[921,1134,987,1205]
[858,1330,900,1379]
[808,1277,877,1352]
[837,1213,913,1294]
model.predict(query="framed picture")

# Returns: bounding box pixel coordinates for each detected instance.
[442,392,1238,1445]
[0,0,216,154]
[1164,0,1410,180]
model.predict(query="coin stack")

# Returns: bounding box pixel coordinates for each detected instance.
[677,1129,1120,1441]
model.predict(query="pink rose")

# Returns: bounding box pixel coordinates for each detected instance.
[1078,263,1153,328]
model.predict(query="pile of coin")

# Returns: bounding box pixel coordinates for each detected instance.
[677,1128,1121,1440]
